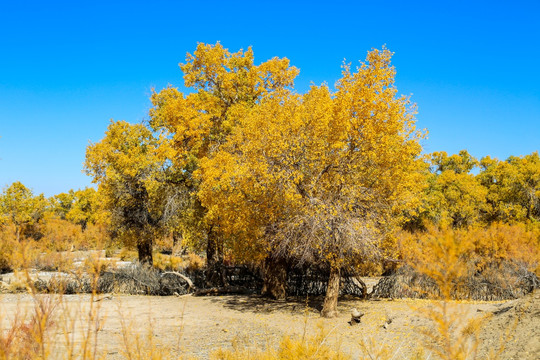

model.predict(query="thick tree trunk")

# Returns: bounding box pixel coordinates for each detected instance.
[137,241,153,266]
[205,230,227,287]
[321,265,341,318]
[261,256,288,300]
[172,231,181,248]
[206,230,220,269]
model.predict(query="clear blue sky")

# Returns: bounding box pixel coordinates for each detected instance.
[1,0,539,197]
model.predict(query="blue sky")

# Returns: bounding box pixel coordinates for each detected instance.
[0,0,539,197]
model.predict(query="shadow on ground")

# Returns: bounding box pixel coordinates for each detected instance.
[207,294,369,315]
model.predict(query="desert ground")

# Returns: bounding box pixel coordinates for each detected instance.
[1,286,538,359]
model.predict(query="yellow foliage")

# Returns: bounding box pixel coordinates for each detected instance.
[149,42,301,261]
[397,222,539,359]
[85,120,181,264]
[0,181,47,241]
[198,47,426,270]
[118,248,138,262]
[40,218,107,251]
[0,224,17,272]
[185,252,205,271]
[400,223,540,283]
[153,253,185,271]
[212,329,351,360]
[479,152,540,223]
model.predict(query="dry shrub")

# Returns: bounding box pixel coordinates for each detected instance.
[98,264,191,295]
[118,248,138,262]
[1,218,110,275]
[153,253,185,272]
[212,327,350,360]
[32,251,75,272]
[0,294,57,360]
[1,273,29,293]
[384,223,540,360]
[35,273,91,294]
[39,218,83,251]
[0,231,58,274]
[371,263,539,301]
[389,223,540,300]
[185,253,205,272]
[153,232,174,252]
[0,225,17,272]
[5,239,42,272]
[468,222,540,275]
[40,218,107,252]
[98,265,161,295]
[398,229,478,360]
[371,266,438,299]
[10,240,75,273]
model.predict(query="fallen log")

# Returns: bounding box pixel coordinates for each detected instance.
[161,271,194,290]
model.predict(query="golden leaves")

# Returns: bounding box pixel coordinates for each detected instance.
[195,46,425,266]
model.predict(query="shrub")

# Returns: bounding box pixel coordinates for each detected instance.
[212,328,351,360]
[0,225,17,273]
[395,223,540,300]
[153,253,185,272]
[40,218,107,252]
[186,253,205,272]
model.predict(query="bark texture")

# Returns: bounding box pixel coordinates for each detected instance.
[321,265,341,318]
[205,230,228,287]
[137,241,153,265]
[261,256,288,300]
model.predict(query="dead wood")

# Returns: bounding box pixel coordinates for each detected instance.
[161,271,194,289]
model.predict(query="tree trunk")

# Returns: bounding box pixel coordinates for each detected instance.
[80,220,88,232]
[206,230,220,269]
[261,256,287,300]
[137,241,153,266]
[321,265,341,318]
[172,231,181,248]
[205,230,227,287]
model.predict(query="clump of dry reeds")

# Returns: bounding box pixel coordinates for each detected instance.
[376,224,540,301]
[98,264,192,295]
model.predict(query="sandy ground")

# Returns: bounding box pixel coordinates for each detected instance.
[477,290,540,360]
[3,288,537,359]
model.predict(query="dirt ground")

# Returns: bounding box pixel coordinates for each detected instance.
[1,288,538,359]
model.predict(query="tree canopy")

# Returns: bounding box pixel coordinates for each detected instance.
[0,181,46,241]
[85,120,180,264]
[198,47,425,315]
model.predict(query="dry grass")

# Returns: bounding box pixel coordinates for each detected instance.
[1,223,537,359]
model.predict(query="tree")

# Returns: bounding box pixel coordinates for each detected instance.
[508,152,540,221]
[149,42,299,281]
[431,150,477,174]
[428,170,487,228]
[0,182,47,241]
[85,121,179,265]
[66,187,99,231]
[479,152,540,223]
[198,48,425,316]
[404,151,488,229]
[50,190,75,220]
